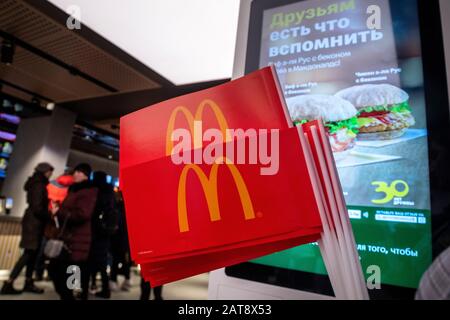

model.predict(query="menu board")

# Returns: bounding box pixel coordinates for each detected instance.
[252,0,431,289]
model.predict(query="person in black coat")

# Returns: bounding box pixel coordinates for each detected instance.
[140,277,163,300]
[87,171,117,299]
[1,162,54,295]
[109,191,131,291]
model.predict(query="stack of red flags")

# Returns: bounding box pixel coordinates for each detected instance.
[120,67,368,299]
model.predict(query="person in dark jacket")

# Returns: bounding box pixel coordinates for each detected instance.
[109,191,131,291]
[88,171,117,299]
[140,277,163,300]
[47,163,98,300]
[1,162,54,295]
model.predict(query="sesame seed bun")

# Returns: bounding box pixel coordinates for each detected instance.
[335,84,409,110]
[286,94,357,123]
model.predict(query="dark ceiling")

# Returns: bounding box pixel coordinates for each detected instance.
[59,78,230,121]
[0,0,230,137]
[0,0,166,101]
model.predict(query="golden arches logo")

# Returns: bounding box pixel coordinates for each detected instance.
[178,157,255,232]
[166,99,231,156]
[166,100,256,232]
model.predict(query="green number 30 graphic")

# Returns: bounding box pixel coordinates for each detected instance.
[371,180,409,204]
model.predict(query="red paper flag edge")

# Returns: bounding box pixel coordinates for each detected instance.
[141,234,320,287]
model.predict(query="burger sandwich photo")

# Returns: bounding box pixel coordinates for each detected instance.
[335,84,415,140]
[286,94,359,161]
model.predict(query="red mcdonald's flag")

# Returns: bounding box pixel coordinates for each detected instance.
[120,67,323,286]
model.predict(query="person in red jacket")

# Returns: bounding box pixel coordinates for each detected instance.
[34,173,75,281]
[47,174,74,210]
[47,163,98,300]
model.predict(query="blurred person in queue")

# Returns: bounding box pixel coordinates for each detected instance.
[140,277,163,300]
[35,171,75,281]
[110,191,132,292]
[88,171,118,299]
[1,162,54,295]
[48,163,98,300]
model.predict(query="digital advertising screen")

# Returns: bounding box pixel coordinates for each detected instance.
[226,0,450,297]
